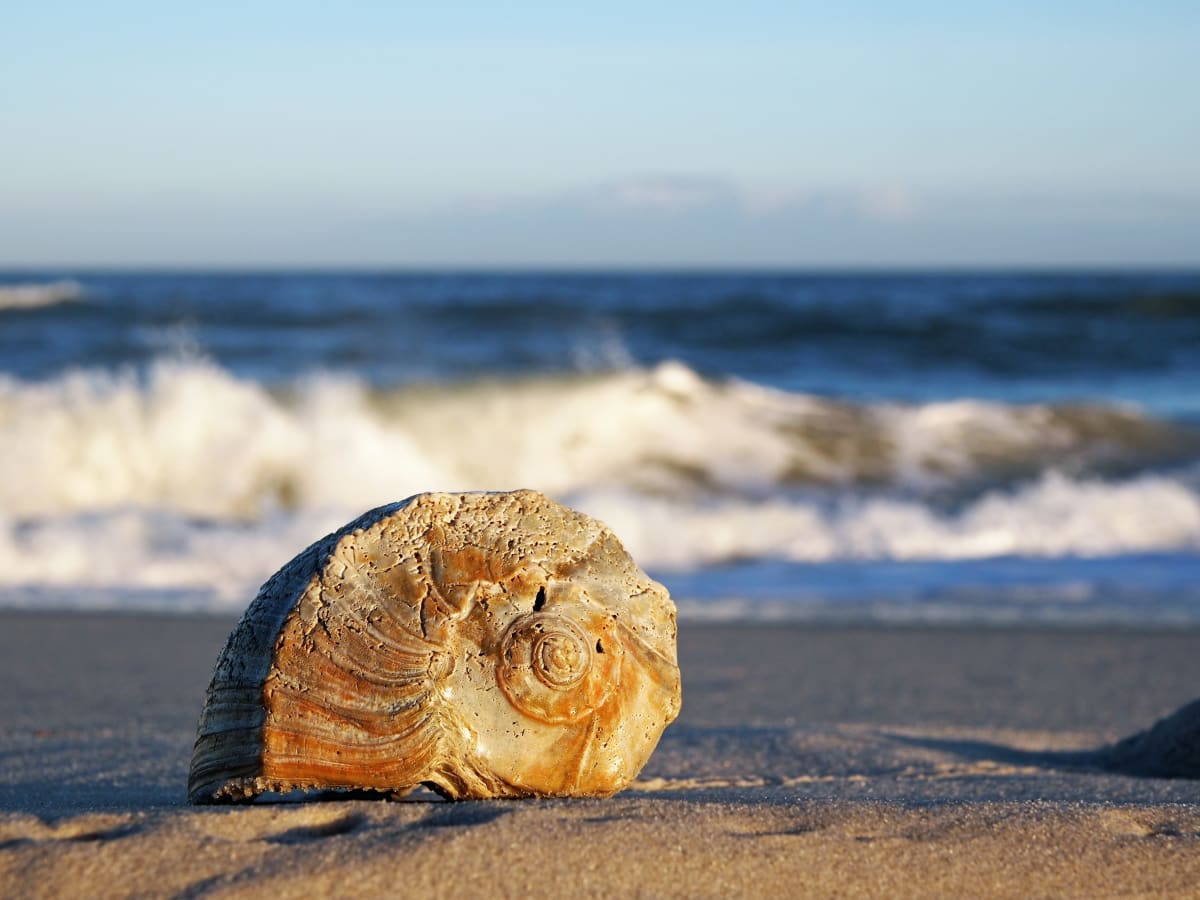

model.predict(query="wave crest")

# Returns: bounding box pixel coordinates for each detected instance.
[0,358,1196,520]
[0,280,83,310]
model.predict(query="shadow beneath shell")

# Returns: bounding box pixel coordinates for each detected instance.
[237,784,447,805]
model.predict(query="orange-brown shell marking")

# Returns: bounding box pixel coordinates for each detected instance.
[187,490,681,802]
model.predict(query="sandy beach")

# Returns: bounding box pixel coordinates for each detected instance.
[2,612,1199,898]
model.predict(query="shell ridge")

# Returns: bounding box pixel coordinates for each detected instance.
[248,505,463,796]
[189,499,423,803]
[564,713,602,794]
[266,681,434,728]
[611,619,679,680]
[303,599,435,682]
[261,713,443,790]
[264,708,439,753]
[338,587,441,654]
[336,554,444,653]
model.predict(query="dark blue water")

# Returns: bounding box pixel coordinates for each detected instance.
[5,269,1200,414]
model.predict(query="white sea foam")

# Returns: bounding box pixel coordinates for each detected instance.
[1,357,1198,610]
[0,357,1189,520]
[0,280,83,310]
[575,472,1200,570]
[1,472,1198,611]
[0,507,347,607]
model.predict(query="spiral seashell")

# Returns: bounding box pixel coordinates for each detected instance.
[187,490,681,802]
[497,611,619,724]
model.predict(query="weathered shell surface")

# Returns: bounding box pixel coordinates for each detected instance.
[188,490,681,803]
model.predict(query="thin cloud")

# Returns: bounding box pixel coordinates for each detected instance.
[446,177,921,222]
[858,186,919,222]
[741,185,920,222]
[8,177,1198,267]
[589,175,739,213]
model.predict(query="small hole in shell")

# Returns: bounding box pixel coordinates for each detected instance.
[596,639,604,654]
[533,586,547,612]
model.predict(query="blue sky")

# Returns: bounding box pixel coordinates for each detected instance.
[2,2,1198,266]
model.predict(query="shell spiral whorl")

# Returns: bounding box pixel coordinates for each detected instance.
[496,611,621,725]
[534,628,589,688]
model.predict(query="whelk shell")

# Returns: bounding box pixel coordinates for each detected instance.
[188,490,681,802]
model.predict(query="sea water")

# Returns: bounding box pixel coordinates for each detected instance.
[2,270,1199,624]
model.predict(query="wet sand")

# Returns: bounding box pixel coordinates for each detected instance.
[2,612,1199,897]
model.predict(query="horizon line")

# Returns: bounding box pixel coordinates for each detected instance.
[3,261,1200,275]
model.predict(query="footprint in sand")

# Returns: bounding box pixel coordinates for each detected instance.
[192,805,377,844]
[189,799,513,846]
[265,811,366,844]
[1096,807,1200,839]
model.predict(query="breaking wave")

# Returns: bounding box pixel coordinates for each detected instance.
[1,357,1195,519]
[1,357,1198,609]
[0,280,83,310]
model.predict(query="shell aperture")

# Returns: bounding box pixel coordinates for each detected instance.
[187,490,681,802]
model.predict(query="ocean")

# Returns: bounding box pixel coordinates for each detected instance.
[2,270,1200,624]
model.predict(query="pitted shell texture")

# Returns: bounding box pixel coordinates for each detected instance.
[187,490,681,802]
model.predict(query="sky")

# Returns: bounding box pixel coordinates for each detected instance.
[2,2,1198,267]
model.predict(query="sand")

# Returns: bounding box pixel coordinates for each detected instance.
[2,612,1199,898]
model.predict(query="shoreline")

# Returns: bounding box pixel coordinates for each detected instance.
[2,612,1199,896]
